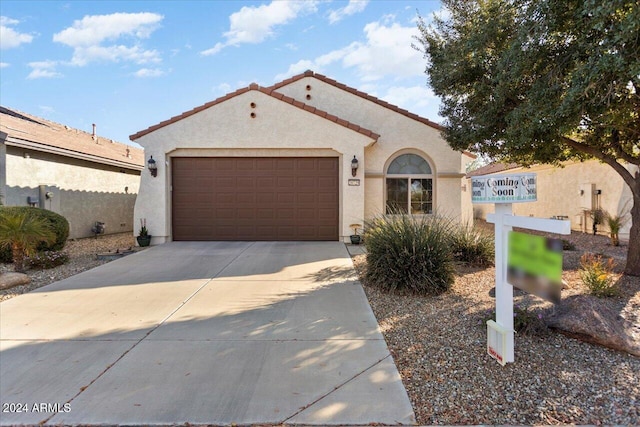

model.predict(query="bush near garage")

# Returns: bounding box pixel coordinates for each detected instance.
[364,213,455,295]
[0,207,69,263]
[449,222,495,266]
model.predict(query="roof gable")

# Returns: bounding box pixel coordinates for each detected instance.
[269,70,445,131]
[0,106,144,170]
[130,83,380,141]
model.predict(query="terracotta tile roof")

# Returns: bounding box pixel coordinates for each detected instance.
[269,70,445,131]
[466,162,520,177]
[130,83,380,141]
[0,106,144,170]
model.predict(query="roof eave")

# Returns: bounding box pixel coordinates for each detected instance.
[5,137,144,171]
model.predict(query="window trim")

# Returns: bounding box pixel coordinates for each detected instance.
[384,150,436,215]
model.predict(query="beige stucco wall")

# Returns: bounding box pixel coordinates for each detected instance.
[4,146,140,238]
[470,160,635,240]
[133,89,375,244]
[276,77,472,223]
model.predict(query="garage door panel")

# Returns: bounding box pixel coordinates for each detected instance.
[256,208,275,218]
[277,208,294,219]
[297,193,316,203]
[236,193,255,203]
[172,157,338,241]
[277,193,295,203]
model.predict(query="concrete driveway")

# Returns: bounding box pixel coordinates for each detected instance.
[0,241,415,425]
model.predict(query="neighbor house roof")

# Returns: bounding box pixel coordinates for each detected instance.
[0,106,144,171]
[466,162,520,177]
[130,83,381,141]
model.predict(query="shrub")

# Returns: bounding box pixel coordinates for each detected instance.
[579,253,617,297]
[561,239,576,251]
[0,207,69,263]
[27,250,69,269]
[604,211,629,247]
[363,213,455,295]
[0,210,56,272]
[483,305,548,336]
[449,222,494,266]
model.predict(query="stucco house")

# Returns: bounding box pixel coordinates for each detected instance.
[0,106,144,238]
[131,70,474,243]
[468,161,636,241]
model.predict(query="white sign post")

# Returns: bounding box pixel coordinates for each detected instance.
[473,173,570,365]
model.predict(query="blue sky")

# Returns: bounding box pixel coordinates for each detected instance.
[1,1,443,147]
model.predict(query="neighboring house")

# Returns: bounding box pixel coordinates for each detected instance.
[468,161,637,241]
[131,70,475,243]
[0,106,144,238]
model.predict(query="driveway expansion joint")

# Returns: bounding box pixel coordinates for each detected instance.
[280,353,393,424]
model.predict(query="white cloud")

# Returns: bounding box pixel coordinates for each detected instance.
[343,21,424,81]
[274,45,353,80]
[70,45,161,66]
[0,62,9,68]
[201,1,317,56]
[275,18,423,82]
[134,68,164,78]
[383,85,437,110]
[328,0,369,24]
[213,82,232,94]
[53,12,163,65]
[27,61,63,79]
[1,16,34,49]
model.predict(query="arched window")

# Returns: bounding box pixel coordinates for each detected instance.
[386,153,434,214]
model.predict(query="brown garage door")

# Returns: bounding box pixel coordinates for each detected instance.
[172,157,339,241]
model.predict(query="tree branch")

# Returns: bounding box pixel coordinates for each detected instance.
[610,130,640,166]
[561,136,639,198]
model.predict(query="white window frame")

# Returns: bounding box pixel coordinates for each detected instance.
[384,151,436,215]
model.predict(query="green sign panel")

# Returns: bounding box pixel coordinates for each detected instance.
[507,231,563,303]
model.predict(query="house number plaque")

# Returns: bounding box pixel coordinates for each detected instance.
[348,179,360,186]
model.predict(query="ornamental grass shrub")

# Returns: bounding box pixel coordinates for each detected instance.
[363,213,455,295]
[449,222,494,266]
[0,207,69,263]
[579,253,617,297]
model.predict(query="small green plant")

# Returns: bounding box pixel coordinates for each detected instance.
[604,211,629,247]
[363,212,455,295]
[482,305,548,336]
[561,239,576,251]
[579,253,617,297]
[588,208,605,235]
[449,222,494,266]
[27,250,69,269]
[0,211,56,272]
[139,218,149,237]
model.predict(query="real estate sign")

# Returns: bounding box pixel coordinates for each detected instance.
[507,231,563,304]
[471,174,537,204]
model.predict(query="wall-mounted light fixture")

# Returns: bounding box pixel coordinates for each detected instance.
[147,156,157,177]
[351,155,359,177]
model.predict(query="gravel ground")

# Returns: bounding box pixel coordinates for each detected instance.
[352,222,640,425]
[2,228,638,424]
[0,233,136,302]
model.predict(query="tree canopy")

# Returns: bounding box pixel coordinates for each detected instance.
[415,0,640,274]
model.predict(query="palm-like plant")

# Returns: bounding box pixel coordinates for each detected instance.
[606,212,629,247]
[0,211,56,272]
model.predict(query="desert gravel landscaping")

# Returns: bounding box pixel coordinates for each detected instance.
[0,232,136,302]
[353,224,639,425]
[1,228,638,425]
